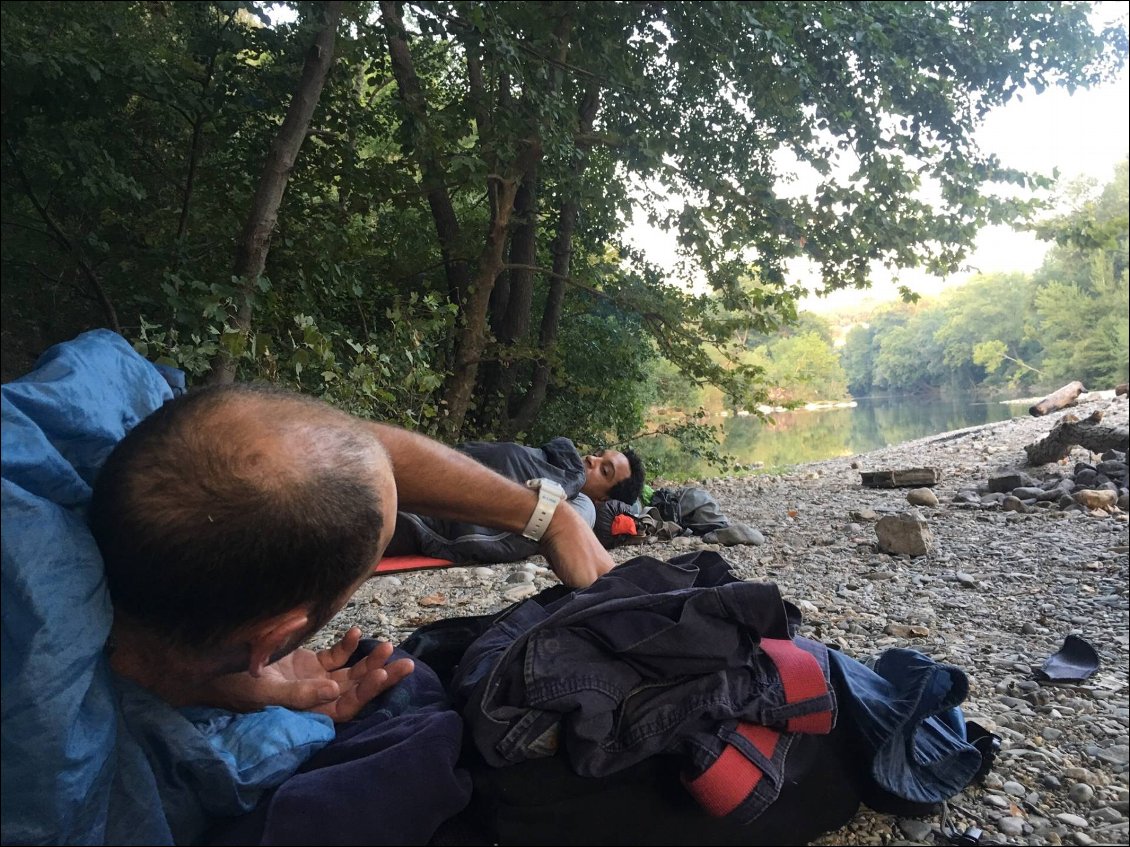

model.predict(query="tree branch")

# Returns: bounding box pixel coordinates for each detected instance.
[4,139,122,334]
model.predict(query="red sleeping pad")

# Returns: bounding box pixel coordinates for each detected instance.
[373,555,462,575]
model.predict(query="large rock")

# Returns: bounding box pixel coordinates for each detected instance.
[875,512,934,557]
[906,487,939,507]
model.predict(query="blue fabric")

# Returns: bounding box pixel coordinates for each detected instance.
[1,330,335,846]
[828,648,983,805]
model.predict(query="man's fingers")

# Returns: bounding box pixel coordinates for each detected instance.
[248,677,341,711]
[317,626,363,671]
[330,657,415,722]
[355,657,415,704]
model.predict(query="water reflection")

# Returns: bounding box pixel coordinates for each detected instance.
[639,396,1031,481]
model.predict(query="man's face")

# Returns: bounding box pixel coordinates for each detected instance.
[581,449,630,503]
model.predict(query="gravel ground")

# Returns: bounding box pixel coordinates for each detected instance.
[312,392,1129,846]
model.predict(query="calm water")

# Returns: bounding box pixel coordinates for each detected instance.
[640,395,1032,480]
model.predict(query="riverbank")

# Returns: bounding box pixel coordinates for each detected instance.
[315,392,1129,846]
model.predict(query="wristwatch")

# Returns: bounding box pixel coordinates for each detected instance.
[521,478,567,541]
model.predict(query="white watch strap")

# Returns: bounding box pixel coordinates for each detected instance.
[522,479,565,541]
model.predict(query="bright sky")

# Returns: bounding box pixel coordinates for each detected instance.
[625,21,1130,315]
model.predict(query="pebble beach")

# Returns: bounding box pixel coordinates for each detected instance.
[313,392,1129,846]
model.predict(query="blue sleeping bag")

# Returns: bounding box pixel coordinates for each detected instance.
[1,330,335,845]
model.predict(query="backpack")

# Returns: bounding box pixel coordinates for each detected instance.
[403,557,997,846]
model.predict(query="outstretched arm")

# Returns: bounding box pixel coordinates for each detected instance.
[366,423,614,587]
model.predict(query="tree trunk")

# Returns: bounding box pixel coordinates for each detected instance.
[1029,380,1086,416]
[483,165,539,427]
[510,83,601,436]
[381,0,470,311]
[206,1,343,385]
[440,175,525,440]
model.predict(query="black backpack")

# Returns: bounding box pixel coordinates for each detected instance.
[403,576,997,846]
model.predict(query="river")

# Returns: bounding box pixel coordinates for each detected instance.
[639,395,1033,480]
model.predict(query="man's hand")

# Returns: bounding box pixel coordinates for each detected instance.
[199,628,414,722]
[540,502,615,587]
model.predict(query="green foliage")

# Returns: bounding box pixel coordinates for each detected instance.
[841,325,877,397]
[1,1,1125,460]
[753,330,848,405]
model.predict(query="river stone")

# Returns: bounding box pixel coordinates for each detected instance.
[907,488,939,507]
[990,472,1037,493]
[1069,783,1096,804]
[1056,813,1089,828]
[1038,484,1071,501]
[1091,806,1123,824]
[998,816,1026,837]
[1013,486,1047,500]
[875,512,934,556]
[1002,495,1029,512]
[1076,489,1117,510]
[898,819,934,841]
[703,523,765,546]
[502,583,538,602]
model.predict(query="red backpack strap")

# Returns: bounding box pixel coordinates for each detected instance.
[683,636,834,819]
[684,722,783,817]
[757,638,834,734]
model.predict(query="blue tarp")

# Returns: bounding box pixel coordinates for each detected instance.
[1,331,334,845]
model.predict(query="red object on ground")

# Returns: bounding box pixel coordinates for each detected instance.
[611,514,638,536]
[373,555,459,575]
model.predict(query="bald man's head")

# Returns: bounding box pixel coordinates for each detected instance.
[89,384,394,651]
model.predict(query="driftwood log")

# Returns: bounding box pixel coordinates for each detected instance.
[1024,410,1130,465]
[860,467,941,488]
[1029,381,1086,417]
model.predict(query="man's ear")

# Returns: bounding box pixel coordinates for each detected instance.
[242,609,310,677]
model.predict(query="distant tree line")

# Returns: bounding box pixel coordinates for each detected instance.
[841,160,1129,397]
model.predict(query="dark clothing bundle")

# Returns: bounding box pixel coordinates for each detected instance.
[450,555,835,824]
[203,648,471,846]
[200,553,984,846]
[389,438,594,563]
[449,553,981,824]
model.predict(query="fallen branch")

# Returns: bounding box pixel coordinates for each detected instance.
[1024,410,1129,465]
[1029,381,1085,417]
